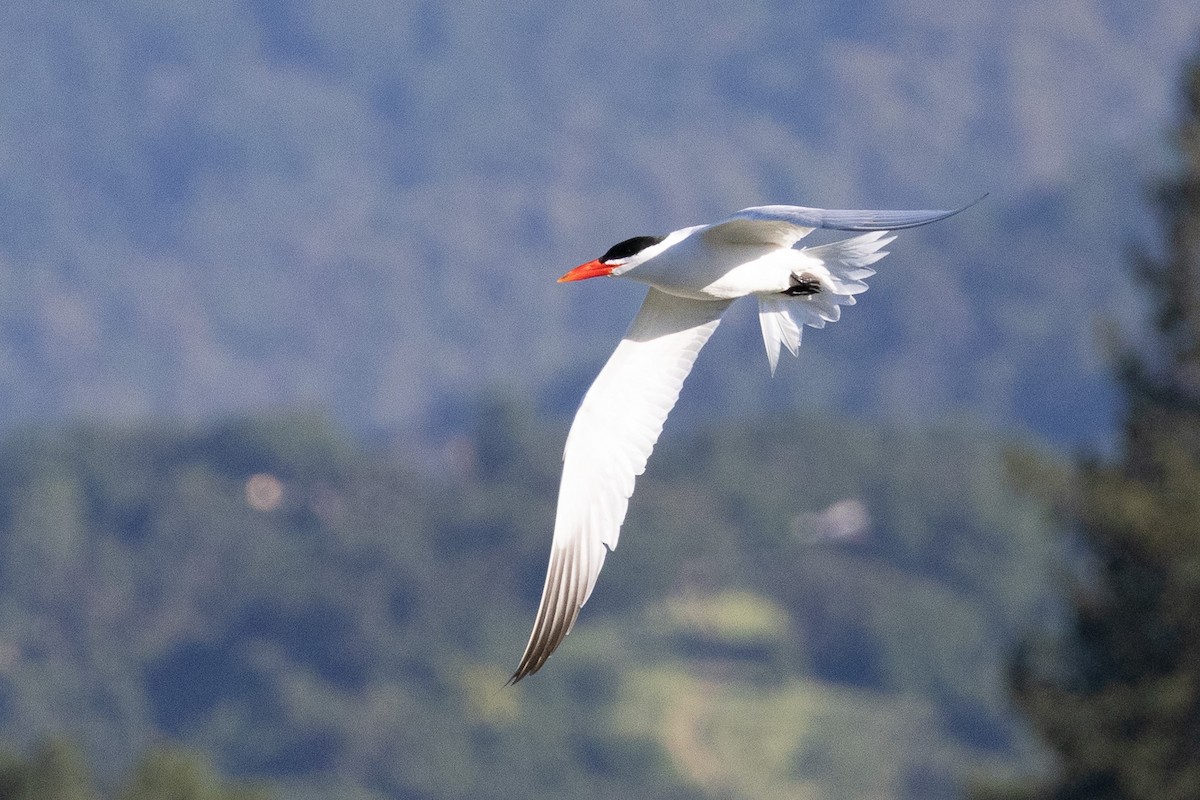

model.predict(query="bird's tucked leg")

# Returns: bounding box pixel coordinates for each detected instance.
[783,273,822,296]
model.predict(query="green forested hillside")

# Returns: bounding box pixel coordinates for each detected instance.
[0,409,1060,798]
[4,6,1195,799]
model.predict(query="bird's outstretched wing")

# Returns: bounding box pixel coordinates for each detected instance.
[510,289,732,682]
[703,196,983,247]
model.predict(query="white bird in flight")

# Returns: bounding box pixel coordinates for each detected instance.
[510,200,975,682]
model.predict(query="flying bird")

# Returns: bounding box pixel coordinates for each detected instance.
[510,201,975,682]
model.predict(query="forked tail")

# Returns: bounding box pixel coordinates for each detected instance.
[758,231,895,374]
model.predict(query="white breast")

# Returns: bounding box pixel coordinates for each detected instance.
[618,231,809,301]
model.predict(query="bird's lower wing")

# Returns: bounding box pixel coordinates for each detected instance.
[510,289,732,682]
[703,197,983,247]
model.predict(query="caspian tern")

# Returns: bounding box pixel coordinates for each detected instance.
[510,201,975,682]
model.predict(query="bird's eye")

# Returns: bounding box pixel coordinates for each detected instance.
[599,235,665,264]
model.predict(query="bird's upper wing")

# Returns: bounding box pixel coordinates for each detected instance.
[510,289,732,682]
[702,198,982,247]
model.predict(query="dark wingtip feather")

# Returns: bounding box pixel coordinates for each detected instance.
[508,545,585,684]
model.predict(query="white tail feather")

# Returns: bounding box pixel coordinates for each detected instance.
[758,296,802,375]
[757,231,895,373]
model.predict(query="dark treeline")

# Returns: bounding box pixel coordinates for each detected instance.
[974,48,1200,800]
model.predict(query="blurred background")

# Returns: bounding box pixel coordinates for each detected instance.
[1,1,1199,798]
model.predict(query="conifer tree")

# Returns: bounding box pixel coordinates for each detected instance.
[994,51,1200,800]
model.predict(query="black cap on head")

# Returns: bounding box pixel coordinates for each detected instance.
[599,235,665,265]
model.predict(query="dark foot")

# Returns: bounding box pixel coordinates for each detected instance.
[784,273,822,296]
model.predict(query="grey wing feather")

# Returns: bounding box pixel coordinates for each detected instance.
[704,195,983,246]
[735,195,983,231]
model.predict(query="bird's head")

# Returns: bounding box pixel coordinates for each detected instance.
[558,235,666,282]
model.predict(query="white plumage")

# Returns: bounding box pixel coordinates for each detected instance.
[510,200,975,682]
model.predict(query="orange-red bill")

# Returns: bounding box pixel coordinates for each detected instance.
[557,259,615,283]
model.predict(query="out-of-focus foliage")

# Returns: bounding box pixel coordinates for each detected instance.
[0,1,1197,444]
[119,747,270,800]
[0,405,1058,799]
[0,739,266,800]
[976,50,1200,800]
[0,739,94,800]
